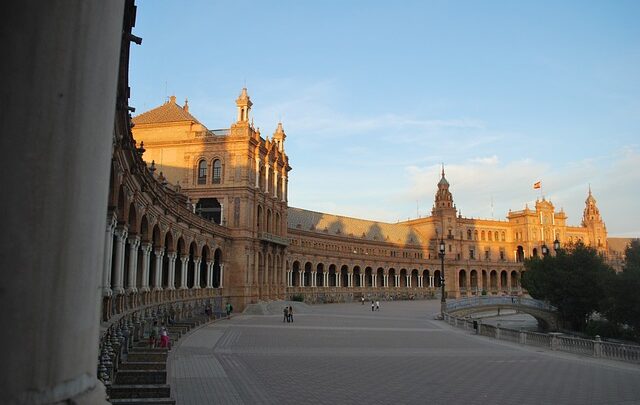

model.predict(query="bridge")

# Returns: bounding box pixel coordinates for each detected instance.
[445,296,559,331]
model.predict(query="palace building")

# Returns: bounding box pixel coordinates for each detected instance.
[128,89,612,308]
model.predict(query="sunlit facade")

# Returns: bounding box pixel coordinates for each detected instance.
[130,90,613,303]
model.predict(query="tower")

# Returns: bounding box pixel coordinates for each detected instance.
[235,87,252,124]
[272,122,286,152]
[432,166,457,239]
[581,186,607,251]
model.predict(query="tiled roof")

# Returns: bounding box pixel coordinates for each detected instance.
[287,207,425,245]
[133,97,201,125]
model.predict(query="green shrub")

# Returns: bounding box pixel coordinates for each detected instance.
[291,294,305,302]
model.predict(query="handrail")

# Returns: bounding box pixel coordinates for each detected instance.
[445,296,556,312]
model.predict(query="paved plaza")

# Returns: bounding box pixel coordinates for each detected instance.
[168,300,640,404]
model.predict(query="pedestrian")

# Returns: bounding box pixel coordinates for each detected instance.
[371,300,375,311]
[361,296,365,305]
[288,305,294,322]
[375,300,380,311]
[283,306,289,323]
[159,325,170,349]
[149,321,159,348]
[225,302,233,319]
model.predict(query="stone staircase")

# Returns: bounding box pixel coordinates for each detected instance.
[107,313,214,404]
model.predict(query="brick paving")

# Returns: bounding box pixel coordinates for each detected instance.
[168,300,640,404]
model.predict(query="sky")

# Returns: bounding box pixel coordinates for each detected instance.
[129,0,640,237]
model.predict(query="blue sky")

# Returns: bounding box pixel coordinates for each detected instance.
[130,0,640,237]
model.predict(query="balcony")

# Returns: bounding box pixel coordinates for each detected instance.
[259,232,290,246]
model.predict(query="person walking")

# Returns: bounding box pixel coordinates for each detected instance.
[283,306,289,323]
[371,300,375,311]
[225,302,233,319]
[288,305,294,322]
[375,300,380,311]
[361,296,365,305]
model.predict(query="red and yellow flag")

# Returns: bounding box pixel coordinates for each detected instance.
[533,181,541,189]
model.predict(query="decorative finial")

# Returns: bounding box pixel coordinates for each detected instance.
[169,95,176,104]
[183,98,189,112]
[441,163,445,177]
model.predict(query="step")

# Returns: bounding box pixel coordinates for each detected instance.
[110,398,175,405]
[119,362,166,371]
[114,370,167,385]
[108,384,171,399]
[125,352,168,363]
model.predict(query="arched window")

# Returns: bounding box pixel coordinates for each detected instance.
[474,230,478,240]
[488,231,492,241]
[212,159,222,184]
[467,229,472,240]
[481,231,485,241]
[501,231,505,241]
[494,231,499,241]
[197,160,207,184]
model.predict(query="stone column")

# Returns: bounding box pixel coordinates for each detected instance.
[360,274,364,288]
[406,275,411,288]
[206,261,214,288]
[193,257,202,289]
[0,1,125,402]
[102,215,117,296]
[179,255,189,289]
[298,270,304,287]
[336,273,341,287]
[418,275,423,288]
[281,173,287,202]
[311,271,317,287]
[265,162,270,194]
[273,170,278,198]
[126,235,140,293]
[112,226,128,294]
[219,263,225,288]
[166,252,177,290]
[153,248,164,290]
[383,274,388,287]
[396,275,401,287]
[255,158,261,188]
[324,272,328,287]
[348,273,353,288]
[140,243,152,291]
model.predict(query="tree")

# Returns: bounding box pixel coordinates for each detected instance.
[603,239,640,339]
[522,243,615,331]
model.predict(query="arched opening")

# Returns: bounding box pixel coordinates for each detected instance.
[353,266,361,287]
[304,262,312,287]
[162,232,174,288]
[187,242,197,288]
[275,212,281,235]
[341,265,349,287]
[267,209,272,234]
[196,197,222,224]
[532,248,538,257]
[365,267,373,287]
[137,215,150,289]
[434,270,441,287]
[200,245,210,288]
[213,248,222,288]
[400,269,407,287]
[516,246,525,262]
[175,238,186,288]
[500,270,508,291]
[257,205,263,233]
[482,270,488,291]
[422,269,430,288]
[292,261,300,286]
[329,264,337,287]
[377,268,384,287]
[389,268,397,287]
[470,270,478,292]
[510,270,519,289]
[490,270,498,291]
[316,263,324,287]
[458,269,467,291]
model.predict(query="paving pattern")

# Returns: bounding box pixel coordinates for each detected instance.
[169,300,640,404]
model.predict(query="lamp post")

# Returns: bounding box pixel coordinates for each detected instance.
[439,238,446,318]
[553,238,560,252]
[541,244,549,257]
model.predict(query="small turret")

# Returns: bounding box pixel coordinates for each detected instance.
[273,122,286,152]
[235,88,252,123]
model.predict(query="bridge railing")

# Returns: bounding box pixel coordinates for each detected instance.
[445,296,556,312]
[443,313,640,364]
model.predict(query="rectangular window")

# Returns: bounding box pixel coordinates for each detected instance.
[485,250,490,260]
[469,249,475,260]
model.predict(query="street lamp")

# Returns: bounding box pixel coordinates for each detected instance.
[541,244,549,256]
[439,238,446,318]
[553,238,560,252]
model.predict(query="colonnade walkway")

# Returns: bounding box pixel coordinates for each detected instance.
[168,300,640,404]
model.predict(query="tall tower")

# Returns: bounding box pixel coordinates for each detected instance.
[432,166,457,239]
[581,186,607,251]
[236,87,252,124]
